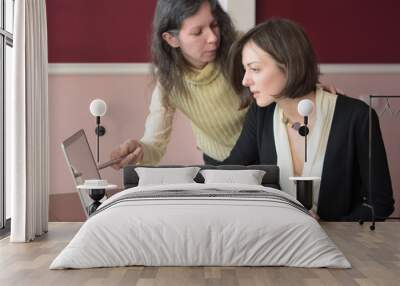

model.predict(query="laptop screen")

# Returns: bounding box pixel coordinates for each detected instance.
[61,129,102,217]
[61,129,101,187]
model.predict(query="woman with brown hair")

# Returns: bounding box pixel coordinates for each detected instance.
[224,18,394,220]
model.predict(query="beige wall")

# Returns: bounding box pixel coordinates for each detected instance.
[49,72,400,220]
[49,74,202,197]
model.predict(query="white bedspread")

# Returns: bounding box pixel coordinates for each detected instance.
[50,183,351,269]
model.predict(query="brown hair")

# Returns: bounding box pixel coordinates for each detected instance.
[229,18,319,108]
[151,0,237,97]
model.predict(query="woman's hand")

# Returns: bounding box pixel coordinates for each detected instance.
[110,139,144,170]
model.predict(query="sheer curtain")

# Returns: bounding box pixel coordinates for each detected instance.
[8,0,49,242]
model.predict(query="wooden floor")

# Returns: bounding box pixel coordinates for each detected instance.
[0,222,399,286]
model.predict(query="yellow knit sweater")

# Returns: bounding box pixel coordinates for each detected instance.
[140,63,247,164]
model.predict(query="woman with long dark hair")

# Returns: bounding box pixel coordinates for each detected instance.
[110,0,248,167]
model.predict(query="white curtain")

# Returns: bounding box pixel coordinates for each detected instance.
[9,0,49,242]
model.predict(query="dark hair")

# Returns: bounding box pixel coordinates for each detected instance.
[229,18,319,108]
[151,0,237,97]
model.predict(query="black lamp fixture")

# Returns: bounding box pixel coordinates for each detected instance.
[289,99,316,211]
[297,99,314,162]
[89,99,107,162]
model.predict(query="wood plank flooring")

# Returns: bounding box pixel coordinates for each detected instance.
[0,222,399,286]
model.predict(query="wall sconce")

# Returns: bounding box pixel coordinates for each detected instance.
[289,99,317,211]
[297,99,314,162]
[89,99,107,162]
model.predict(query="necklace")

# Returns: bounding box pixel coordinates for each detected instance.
[282,113,302,132]
[282,113,310,136]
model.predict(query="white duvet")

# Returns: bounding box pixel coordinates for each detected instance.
[50,183,351,269]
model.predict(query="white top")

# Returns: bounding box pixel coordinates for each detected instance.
[274,87,337,211]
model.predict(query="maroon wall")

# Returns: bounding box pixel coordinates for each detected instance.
[47,0,156,63]
[47,0,400,63]
[256,0,400,63]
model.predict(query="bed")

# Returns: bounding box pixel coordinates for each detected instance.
[50,165,350,269]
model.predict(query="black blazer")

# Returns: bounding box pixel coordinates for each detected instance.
[224,95,394,221]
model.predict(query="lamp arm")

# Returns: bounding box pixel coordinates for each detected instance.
[97,116,100,162]
[304,116,308,162]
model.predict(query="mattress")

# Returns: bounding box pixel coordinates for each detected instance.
[50,183,351,269]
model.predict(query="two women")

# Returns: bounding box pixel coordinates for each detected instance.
[110,0,394,220]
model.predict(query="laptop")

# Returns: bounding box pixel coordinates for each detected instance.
[61,129,103,218]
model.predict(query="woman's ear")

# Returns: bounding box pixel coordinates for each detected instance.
[162,32,180,48]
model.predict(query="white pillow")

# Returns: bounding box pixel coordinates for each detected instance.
[135,167,200,186]
[200,169,266,185]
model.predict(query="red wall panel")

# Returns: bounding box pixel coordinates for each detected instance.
[47,0,400,63]
[256,0,400,63]
[47,0,156,63]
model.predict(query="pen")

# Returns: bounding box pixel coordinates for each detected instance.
[97,157,123,170]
